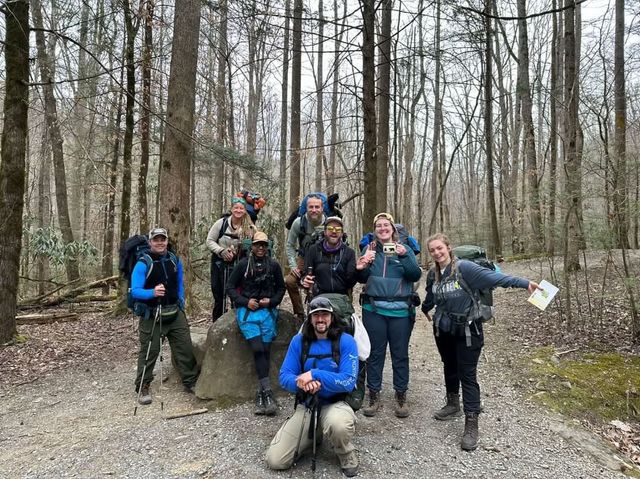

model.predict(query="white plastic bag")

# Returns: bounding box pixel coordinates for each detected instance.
[351,313,371,361]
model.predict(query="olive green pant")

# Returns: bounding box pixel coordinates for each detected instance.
[135,309,199,389]
[266,401,357,470]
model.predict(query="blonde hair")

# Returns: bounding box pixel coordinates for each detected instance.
[228,205,255,241]
[426,232,454,281]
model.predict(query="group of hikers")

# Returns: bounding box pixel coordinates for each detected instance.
[127,192,540,477]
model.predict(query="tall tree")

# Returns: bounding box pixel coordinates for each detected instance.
[0,0,29,343]
[516,0,543,250]
[120,0,139,241]
[613,0,629,248]
[32,0,80,281]
[429,0,443,234]
[485,0,500,257]
[563,0,581,272]
[315,0,326,191]
[376,0,392,213]
[548,0,559,255]
[289,0,303,207]
[361,0,377,231]
[327,0,346,194]
[138,0,154,233]
[214,0,228,216]
[158,0,202,277]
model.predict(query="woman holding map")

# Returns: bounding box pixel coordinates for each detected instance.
[421,233,541,452]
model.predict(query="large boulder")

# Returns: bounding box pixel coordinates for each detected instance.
[195,309,301,401]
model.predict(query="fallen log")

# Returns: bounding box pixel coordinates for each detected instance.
[19,276,119,309]
[16,312,79,325]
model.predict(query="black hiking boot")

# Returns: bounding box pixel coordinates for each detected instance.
[138,383,152,405]
[461,413,479,451]
[362,390,381,417]
[254,391,266,415]
[263,389,278,416]
[433,393,462,421]
[394,391,409,418]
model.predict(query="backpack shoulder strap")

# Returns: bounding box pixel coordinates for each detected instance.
[216,216,230,241]
[139,253,154,280]
[300,337,311,370]
[453,263,479,306]
[331,333,342,366]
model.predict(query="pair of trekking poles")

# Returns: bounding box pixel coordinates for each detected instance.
[134,303,165,416]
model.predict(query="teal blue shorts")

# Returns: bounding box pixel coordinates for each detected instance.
[236,307,278,343]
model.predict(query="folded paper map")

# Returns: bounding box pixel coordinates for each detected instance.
[527,280,558,311]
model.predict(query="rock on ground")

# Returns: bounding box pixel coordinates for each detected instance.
[0,262,631,478]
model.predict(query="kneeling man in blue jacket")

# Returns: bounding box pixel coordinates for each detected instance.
[265,296,360,477]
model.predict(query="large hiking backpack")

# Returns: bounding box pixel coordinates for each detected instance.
[118,235,178,312]
[358,224,421,256]
[300,331,367,412]
[451,245,499,320]
[299,294,369,411]
[236,189,266,222]
[285,192,342,230]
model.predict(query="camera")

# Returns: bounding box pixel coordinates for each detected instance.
[382,243,396,256]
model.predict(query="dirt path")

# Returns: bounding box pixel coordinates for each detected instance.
[0,260,630,479]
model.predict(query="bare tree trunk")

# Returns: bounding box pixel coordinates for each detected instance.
[277,0,291,264]
[327,0,345,194]
[376,0,392,213]
[429,0,442,235]
[563,0,581,272]
[138,0,154,233]
[362,0,377,231]
[32,0,80,281]
[517,0,543,251]
[289,0,303,207]
[548,0,559,255]
[315,0,326,191]
[159,0,201,300]
[102,64,125,294]
[0,0,29,343]
[37,127,51,296]
[215,0,228,216]
[120,0,138,241]
[613,0,629,249]
[415,0,428,247]
[485,0,500,257]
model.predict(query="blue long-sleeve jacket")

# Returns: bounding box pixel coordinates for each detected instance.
[357,242,422,315]
[131,254,185,305]
[279,333,358,402]
[422,259,529,332]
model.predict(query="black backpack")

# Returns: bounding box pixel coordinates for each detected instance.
[300,320,367,412]
[118,235,177,311]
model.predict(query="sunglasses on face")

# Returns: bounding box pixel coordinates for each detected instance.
[326,226,343,233]
[253,242,268,248]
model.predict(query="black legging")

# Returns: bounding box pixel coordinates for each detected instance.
[248,337,271,380]
[211,257,233,321]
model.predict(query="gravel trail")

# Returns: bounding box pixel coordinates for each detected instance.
[0,260,628,479]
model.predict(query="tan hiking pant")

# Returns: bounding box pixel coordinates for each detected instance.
[266,400,357,470]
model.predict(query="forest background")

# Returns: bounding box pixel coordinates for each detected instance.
[0,0,639,352]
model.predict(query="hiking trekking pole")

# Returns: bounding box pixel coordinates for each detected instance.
[222,263,230,315]
[158,303,164,412]
[311,396,319,473]
[134,306,160,416]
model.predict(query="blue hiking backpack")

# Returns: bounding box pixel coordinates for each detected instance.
[358,224,421,256]
[285,192,342,230]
